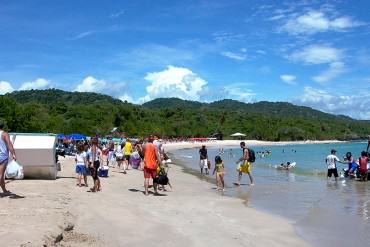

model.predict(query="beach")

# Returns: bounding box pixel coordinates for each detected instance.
[0,141,312,247]
[163,139,343,151]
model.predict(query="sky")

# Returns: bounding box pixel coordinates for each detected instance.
[0,0,370,119]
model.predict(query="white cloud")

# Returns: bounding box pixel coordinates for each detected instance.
[281,11,362,35]
[222,83,256,102]
[74,76,107,92]
[312,62,346,83]
[221,51,247,61]
[19,78,50,90]
[212,31,245,43]
[119,93,135,103]
[280,74,297,85]
[0,81,14,94]
[110,10,125,19]
[69,30,96,40]
[294,86,370,119]
[289,45,343,64]
[139,65,207,103]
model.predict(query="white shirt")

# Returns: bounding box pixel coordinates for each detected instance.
[326,154,339,169]
[76,152,86,165]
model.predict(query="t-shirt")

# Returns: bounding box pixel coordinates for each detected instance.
[199,148,207,160]
[76,152,86,165]
[326,154,339,169]
[124,142,132,155]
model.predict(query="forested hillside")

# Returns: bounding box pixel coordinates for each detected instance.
[1,89,369,141]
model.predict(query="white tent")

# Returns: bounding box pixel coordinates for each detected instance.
[10,133,58,179]
[230,132,246,137]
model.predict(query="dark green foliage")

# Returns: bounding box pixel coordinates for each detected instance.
[1,89,370,140]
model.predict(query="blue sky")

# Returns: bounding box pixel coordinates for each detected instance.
[1,0,370,119]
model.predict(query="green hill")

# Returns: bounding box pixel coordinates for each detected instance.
[1,89,369,141]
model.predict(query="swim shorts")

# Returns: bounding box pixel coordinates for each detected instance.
[327,168,338,178]
[144,167,158,179]
[239,161,252,173]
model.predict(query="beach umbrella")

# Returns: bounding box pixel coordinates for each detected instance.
[230,132,246,137]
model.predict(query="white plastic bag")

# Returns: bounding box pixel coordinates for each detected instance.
[15,165,24,179]
[5,160,24,179]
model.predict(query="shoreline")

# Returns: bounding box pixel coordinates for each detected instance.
[163,139,344,151]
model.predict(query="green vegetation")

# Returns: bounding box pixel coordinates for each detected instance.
[1,89,369,141]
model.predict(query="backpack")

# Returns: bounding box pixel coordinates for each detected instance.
[247,148,256,163]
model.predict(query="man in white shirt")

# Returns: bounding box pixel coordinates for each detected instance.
[325,149,344,181]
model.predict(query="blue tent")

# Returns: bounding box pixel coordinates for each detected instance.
[66,133,86,141]
[57,133,65,139]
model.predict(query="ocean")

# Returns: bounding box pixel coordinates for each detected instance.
[170,142,370,247]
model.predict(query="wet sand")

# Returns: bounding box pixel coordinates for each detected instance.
[1,154,311,246]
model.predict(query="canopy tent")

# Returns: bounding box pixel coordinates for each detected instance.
[66,133,86,141]
[56,133,65,139]
[230,132,246,137]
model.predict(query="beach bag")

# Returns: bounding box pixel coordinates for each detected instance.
[5,160,24,179]
[207,160,211,169]
[157,174,169,185]
[247,148,256,163]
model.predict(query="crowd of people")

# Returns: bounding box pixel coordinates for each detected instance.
[71,136,170,195]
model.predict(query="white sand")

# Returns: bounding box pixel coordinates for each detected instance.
[0,141,314,246]
[163,139,343,151]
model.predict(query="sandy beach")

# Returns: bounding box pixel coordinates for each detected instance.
[0,142,313,247]
[163,139,343,151]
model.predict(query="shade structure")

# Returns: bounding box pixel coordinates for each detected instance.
[56,133,65,139]
[66,133,86,140]
[230,132,246,137]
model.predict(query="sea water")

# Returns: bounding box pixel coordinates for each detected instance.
[170,142,370,247]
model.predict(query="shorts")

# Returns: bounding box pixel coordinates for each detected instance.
[0,158,8,165]
[144,167,158,179]
[239,161,252,174]
[327,168,338,178]
[116,154,124,161]
[75,164,87,175]
[125,155,131,161]
[199,159,208,169]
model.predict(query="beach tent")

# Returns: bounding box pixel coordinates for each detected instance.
[9,133,58,179]
[66,133,86,141]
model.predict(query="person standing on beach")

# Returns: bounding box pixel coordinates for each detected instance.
[235,142,254,186]
[199,145,208,174]
[75,144,88,187]
[325,149,344,181]
[90,137,102,192]
[0,121,16,194]
[123,139,132,173]
[142,137,162,196]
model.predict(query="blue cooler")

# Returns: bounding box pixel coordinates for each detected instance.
[98,166,109,177]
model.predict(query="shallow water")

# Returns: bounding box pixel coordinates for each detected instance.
[171,142,370,246]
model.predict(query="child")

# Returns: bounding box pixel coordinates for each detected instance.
[212,155,225,191]
[75,144,88,187]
